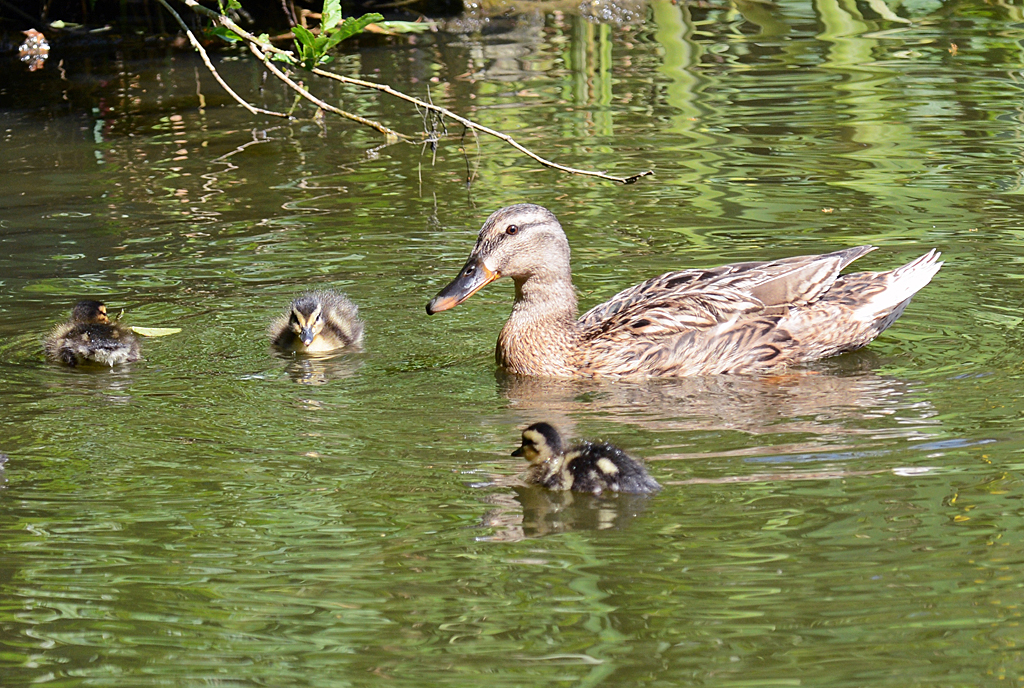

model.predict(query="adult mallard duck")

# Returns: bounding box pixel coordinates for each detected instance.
[513,422,662,496]
[271,290,364,353]
[426,204,943,378]
[44,300,141,367]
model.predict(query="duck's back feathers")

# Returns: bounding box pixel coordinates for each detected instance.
[562,442,663,496]
[575,246,941,376]
[579,246,878,336]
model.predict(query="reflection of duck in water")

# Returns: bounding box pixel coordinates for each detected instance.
[427,203,943,377]
[271,291,364,353]
[513,422,661,496]
[45,300,141,367]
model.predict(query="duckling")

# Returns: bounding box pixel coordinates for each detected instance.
[513,422,662,496]
[270,290,364,353]
[426,203,943,377]
[44,300,141,367]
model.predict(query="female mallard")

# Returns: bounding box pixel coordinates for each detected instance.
[271,290,364,353]
[45,300,141,367]
[513,422,661,496]
[426,204,943,378]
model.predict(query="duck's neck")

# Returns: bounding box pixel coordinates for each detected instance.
[497,272,580,376]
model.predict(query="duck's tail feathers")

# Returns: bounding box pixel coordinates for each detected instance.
[879,248,942,309]
[848,249,942,332]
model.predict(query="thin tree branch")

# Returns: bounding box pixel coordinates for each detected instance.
[313,68,653,184]
[182,0,296,57]
[175,0,653,184]
[246,41,407,140]
[156,0,288,118]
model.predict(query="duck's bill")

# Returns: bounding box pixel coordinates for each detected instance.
[511,446,525,457]
[426,257,500,314]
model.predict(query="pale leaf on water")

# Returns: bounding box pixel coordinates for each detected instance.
[131,326,182,337]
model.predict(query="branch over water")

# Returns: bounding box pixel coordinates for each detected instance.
[164,0,654,185]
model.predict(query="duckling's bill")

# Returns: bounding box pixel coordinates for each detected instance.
[426,256,499,314]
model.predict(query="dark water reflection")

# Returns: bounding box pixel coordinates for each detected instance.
[4,0,1024,685]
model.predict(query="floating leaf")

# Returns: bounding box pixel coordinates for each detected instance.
[131,326,182,337]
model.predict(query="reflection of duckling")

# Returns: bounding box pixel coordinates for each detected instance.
[512,422,661,496]
[271,290,364,353]
[44,300,141,367]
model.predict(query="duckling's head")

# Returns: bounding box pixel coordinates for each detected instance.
[70,300,110,324]
[287,294,328,347]
[512,422,564,465]
[426,204,571,314]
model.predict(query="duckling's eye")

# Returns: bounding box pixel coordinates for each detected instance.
[506,224,519,236]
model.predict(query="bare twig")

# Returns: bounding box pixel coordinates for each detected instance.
[313,68,653,184]
[156,0,288,118]
[462,125,481,186]
[246,41,407,140]
[174,0,653,184]
[182,0,296,57]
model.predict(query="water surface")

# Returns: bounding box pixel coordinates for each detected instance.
[3,0,1024,685]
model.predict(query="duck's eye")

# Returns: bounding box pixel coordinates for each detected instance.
[506,224,519,235]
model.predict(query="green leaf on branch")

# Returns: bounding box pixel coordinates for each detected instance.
[292,25,316,49]
[375,20,435,34]
[209,26,242,43]
[321,0,343,32]
[291,9,384,70]
[331,14,384,43]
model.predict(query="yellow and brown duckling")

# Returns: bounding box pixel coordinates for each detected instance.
[44,300,141,367]
[513,422,662,496]
[270,290,364,353]
[427,203,943,378]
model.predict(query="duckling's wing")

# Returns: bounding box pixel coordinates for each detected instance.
[579,246,877,337]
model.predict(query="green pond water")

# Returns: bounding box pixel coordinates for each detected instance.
[3,0,1024,685]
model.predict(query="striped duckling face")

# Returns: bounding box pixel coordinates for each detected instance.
[512,422,564,465]
[288,296,326,347]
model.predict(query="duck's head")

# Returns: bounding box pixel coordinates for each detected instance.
[287,294,327,347]
[70,300,110,324]
[512,422,564,464]
[426,204,571,315]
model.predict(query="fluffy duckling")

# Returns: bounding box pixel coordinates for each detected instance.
[271,290,364,353]
[513,422,662,496]
[44,300,141,367]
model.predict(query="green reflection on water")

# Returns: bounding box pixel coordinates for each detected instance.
[2,2,1024,686]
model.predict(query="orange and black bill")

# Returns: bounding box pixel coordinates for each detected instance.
[426,256,500,315]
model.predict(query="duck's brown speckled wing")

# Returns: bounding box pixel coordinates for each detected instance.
[578,246,877,338]
[573,247,942,377]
